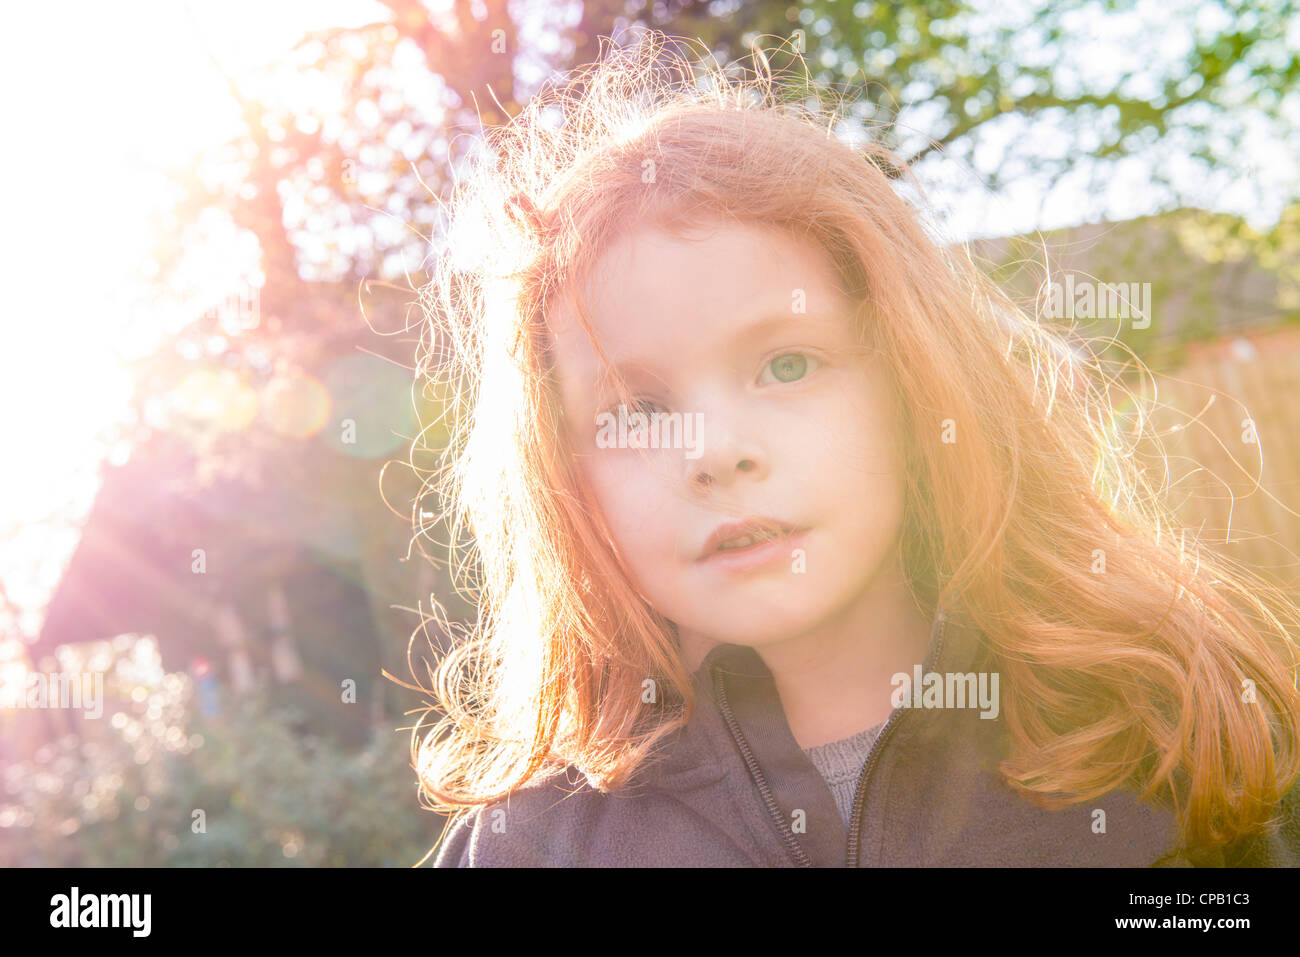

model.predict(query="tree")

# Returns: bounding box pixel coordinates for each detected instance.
[124,0,1298,673]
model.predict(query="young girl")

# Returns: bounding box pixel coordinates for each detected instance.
[412,31,1300,867]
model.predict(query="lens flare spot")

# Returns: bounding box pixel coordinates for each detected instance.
[262,372,331,438]
[174,368,258,431]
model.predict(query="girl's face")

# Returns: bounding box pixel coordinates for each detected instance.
[548,218,908,661]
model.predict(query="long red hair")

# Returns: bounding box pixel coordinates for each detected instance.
[410,31,1300,856]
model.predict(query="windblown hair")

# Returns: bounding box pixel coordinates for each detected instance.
[411,30,1300,856]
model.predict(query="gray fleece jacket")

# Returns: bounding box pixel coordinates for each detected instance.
[433,606,1300,867]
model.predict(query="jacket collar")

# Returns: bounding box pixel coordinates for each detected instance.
[640,598,985,865]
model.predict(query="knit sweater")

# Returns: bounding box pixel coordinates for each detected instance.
[801,722,886,829]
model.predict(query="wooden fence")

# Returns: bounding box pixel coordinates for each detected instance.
[1127,324,1300,592]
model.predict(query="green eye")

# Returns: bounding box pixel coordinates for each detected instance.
[767,353,808,383]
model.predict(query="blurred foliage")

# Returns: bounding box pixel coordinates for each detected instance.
[155,0,1300,296]
[0,703,436,867]
[749,0,1300,187]
[1,639,437,866]
[1175,203,1300,312]
[973,204,1300,369]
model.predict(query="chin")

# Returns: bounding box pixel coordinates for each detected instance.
[689,604,830,648]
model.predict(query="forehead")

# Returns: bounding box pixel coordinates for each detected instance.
[546,219,853,376]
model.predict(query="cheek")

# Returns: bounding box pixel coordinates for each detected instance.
[799,379,902,484]
[843,389,908,530]
[578,453,679,569]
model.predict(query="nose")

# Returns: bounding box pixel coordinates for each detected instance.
[684,400,769,492]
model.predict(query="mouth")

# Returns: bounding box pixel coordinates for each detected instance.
[699,518,802,561]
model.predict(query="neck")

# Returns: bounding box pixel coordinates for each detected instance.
[683,549,936,749]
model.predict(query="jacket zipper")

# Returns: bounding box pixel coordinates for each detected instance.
[845,610,948,867]
[713,668,813,867]
[711,608,948,868]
